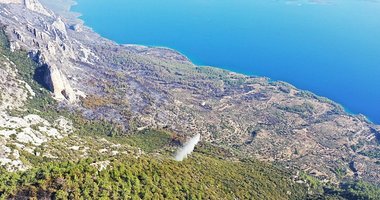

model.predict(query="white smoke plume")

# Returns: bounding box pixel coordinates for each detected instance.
[174,134,201,161]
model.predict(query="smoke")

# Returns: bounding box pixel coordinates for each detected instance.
[174,134,201,161]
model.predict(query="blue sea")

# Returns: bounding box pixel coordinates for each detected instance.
[72,0,380,124]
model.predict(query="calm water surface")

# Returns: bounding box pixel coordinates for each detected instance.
[72,0,380,123]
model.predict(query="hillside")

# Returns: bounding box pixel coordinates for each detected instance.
[0,38,313,199]
[0,0,379,199]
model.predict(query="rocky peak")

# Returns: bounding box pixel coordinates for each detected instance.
[0,0,52,17]
[44,64,76,102]
[23,0,52,16]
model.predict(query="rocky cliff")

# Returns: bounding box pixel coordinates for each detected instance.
[1,1,78,102]
[0,0,379,186]
[0,0,51,16]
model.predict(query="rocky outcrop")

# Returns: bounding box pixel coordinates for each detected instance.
[69,23,83,32]
[44,64,76,102]
[0,50,74,171]
[52,17,67,36]
[0,2,79,103]
[0,0,51,16]
[24,0,52,16]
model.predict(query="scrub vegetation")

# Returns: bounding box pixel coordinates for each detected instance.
[1,21,380,200]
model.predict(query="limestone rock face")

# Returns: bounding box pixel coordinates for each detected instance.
[0,0,51,16]
[23,0,52,16]
[45,64,76,102]
[0,52,75,171]
[52,17,67,36]
[0,2,79,103]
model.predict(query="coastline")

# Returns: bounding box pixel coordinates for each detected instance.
[40,0,375,125]
[39,0,82,24]
[54,0,197,64]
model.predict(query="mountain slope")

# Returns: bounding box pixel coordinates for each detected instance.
[0,0,379,198]
[0,154,311,199]
[0,39,313,199]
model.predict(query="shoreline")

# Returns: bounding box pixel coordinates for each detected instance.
[39,0,376,125]
[39,0,82,24]
[63,0,198,65]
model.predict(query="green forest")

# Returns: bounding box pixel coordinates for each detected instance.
[1,150,380,200]
[0,154,308,200]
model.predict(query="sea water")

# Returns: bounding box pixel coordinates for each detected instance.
[72,0,380,124]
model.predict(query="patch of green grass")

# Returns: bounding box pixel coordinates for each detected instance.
[194,142,237,160]
[110,129,173,153]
